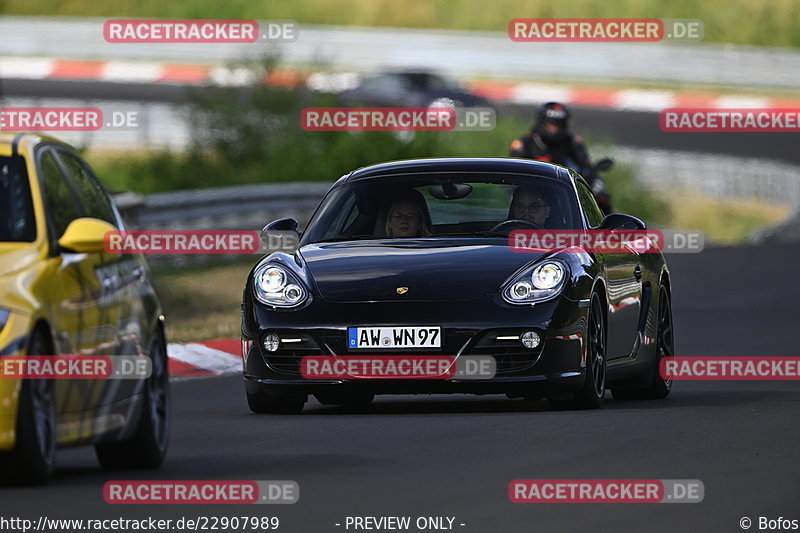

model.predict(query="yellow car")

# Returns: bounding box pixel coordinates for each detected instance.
[0,133,169,484]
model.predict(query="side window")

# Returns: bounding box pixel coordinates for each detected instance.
[38,150,80,239]
[362,74,407,92]
[0,156,36,242]
[323,193,359,238]
[576,180,605,227]
[56,150,117,226]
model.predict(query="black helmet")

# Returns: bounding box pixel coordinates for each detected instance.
[537,101,570,125]
[535,102,571,142]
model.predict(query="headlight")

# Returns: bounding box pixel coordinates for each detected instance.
[0,308,9,333]
[253,264,309,308]
[503,260,568,305]
[532,262,564,289]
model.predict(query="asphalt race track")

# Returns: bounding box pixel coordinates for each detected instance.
[1,243,798,532]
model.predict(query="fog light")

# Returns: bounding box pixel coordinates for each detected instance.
[263,334,280,352]
[521,331,541,349]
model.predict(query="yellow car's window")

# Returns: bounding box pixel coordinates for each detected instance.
[39,150,80,239]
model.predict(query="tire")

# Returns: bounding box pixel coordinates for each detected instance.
[549,293,607,410]
[95,329,170,469]
[247,392,306,414]
[612,285,673,401]
[315,391,375,406]
[0,328,56,485]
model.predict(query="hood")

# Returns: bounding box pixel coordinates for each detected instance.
[300,240,544,303]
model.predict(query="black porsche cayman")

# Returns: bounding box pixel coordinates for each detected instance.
[241,158,674,412]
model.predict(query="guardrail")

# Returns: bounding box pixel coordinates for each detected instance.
[113,182,332,266]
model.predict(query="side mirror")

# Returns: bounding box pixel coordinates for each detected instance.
[261,218,301,252]
[58,217,118,254]
[595,158,614,172]
[597,213,646,231]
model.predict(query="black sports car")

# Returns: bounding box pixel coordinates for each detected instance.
[241,158,674,413]
[338,70,489,109]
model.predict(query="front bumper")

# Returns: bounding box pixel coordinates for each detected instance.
[242,294,588,397]
[244,371,585,398]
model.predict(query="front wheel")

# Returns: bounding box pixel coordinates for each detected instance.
[96,329,171,469]
[549,294,607,410]
[0,328,56,485]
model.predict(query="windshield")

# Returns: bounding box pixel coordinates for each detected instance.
[0,155,36,243]
[301,172,582,244]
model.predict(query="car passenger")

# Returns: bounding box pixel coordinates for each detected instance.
[385,191,433,237]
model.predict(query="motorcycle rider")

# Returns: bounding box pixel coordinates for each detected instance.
[510,102,612,213]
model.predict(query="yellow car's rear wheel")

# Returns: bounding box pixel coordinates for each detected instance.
[95,329,170,469]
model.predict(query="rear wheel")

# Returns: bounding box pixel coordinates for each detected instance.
[549,294,606,410]
[612,285,673,401]
[95,329,170,469]
[0,328,56,485]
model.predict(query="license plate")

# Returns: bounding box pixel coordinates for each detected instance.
[348,326,441,349]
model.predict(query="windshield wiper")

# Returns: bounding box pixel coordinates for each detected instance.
[435,232,508,238]
[312,235,378,244]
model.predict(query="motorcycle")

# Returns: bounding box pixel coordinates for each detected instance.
[587,157,614,215]
[534,155,615,215]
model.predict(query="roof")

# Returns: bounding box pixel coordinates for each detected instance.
[344,157,569,183]
[0,132,68,151]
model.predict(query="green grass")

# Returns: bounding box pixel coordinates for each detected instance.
[87,113,538,194]
[665,192,788,244]
[150,260,253,342]
[4,0,799,48]
[603,163,672,227]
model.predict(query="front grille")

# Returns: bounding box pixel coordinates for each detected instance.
[262,332,325,375]
[263,328,543,376]
[467,330,543,373]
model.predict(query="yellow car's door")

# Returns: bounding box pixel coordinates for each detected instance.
[33,147,125,444]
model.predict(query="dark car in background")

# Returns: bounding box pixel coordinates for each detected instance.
[241,158,674,414]
[338,70,490,108]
